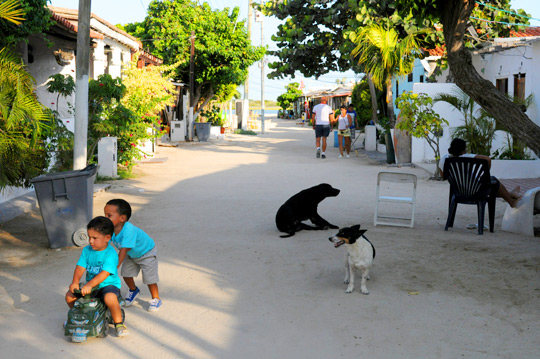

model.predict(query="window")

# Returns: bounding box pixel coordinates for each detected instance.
[496,78,508,94]
[104,45,112,75]
[419,75,424,83]
[514,73,525,101]
[408,73,413,82]
[396,80,399,96]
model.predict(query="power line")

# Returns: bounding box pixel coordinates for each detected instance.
[475,1,540,23]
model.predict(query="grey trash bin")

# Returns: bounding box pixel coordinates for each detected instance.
[31,164,97,248]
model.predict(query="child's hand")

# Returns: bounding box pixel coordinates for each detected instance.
[69,282,80,293]
[81,283,93,296]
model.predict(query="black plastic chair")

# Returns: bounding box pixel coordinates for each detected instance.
[443,157,497,235]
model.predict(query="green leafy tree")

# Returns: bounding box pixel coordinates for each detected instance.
[276,82,302,113]
[350,80,375,128]
[0,0,54,48]
[0,3,51,188]
[87,57,176,171]
[123,0,265,119]
[396,92,448,179]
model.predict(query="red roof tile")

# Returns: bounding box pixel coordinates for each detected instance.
[50,11,104,39]
[510,26,540,38]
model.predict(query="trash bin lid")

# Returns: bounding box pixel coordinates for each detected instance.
[30,164,98,184]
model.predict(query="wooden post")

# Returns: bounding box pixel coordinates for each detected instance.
[73,0,91,169]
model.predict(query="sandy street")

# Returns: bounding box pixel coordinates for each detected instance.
[1,117,539,359]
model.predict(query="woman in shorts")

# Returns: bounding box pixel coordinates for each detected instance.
[337,105,353,158]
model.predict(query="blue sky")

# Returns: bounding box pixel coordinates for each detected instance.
[49,0,540,101]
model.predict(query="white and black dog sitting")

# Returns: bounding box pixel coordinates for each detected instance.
[329,225,375,295]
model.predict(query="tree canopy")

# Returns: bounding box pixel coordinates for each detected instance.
[276,82,302,112]
[0,0,54,48]
[123,0,265,118]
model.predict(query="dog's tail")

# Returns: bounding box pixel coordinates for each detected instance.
[279,232,295,238]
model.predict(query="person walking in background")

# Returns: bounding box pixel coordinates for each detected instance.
[337,105,353,158]
[347,104,358,140]
[311,96,335,159]
[304,101,310,122]
[439,138,522,208]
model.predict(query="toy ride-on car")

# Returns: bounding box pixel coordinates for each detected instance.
[64,285,125,343]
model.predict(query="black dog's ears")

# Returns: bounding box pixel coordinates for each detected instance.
[352,224,361,231]
[358,229,367,236]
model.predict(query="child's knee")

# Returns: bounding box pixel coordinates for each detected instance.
[103,292,120,307]
[65,291,76,305]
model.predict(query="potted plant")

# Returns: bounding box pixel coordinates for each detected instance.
[201,105,227,139]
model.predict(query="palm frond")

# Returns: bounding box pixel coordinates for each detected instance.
[0,0,25,25]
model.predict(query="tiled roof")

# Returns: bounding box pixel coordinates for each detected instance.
[421,26,540,58]
[50,11,104,39]
[48,6,141,48]
[426,46,445,57]
[510,26,540,38]
[48,6,162,65]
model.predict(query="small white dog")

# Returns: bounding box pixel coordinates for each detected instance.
[329,225,375,294]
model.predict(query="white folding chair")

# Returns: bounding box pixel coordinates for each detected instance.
[374,172,417,228]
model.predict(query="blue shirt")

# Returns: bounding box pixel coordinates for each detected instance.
[347,109,357,128]
[77,244,121,289]
[111,221,155,259]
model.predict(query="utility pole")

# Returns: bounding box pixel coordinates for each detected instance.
[245,0,252,101]
[73,0,91,170]
[188,30,195,141]
[255,5,264,134]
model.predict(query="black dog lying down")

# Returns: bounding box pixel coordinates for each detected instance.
[275,183,340,238]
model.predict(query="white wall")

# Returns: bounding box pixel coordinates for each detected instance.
[473,43,539,127]
[25,34,77,128]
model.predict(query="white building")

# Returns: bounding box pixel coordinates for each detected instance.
[1,7,162,204]
[394,28,540,168]
[19,6,162,131]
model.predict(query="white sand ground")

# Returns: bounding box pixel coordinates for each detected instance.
[0,117,539,359]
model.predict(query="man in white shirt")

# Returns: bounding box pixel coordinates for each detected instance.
[311,96,335,159]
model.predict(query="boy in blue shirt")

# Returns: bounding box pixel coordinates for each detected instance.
[65,216,128,337]
[104,199,162,311]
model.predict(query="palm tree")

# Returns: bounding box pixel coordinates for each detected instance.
[351,24,425,128]
[433,89,496,156]
[0,1,50,188]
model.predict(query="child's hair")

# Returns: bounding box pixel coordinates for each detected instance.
[106,198,132,220]
[87,216,114,236]
[340,104,347,110]
[448,138,467,156]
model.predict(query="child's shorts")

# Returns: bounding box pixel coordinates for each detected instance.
[73,285,120,300]
[121,247,159,285]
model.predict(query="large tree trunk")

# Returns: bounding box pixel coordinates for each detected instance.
[438,0,540,154]
[366,73,378,124]
[394,113,412,164]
